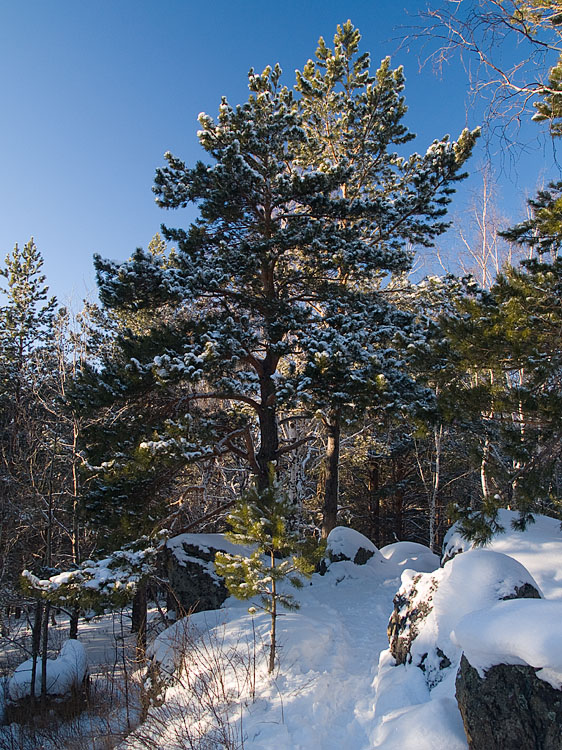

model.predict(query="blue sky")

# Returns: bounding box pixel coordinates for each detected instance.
[0,1,557,305]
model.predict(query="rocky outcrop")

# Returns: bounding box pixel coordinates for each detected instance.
[387,549,542,688]
[387,571,438,668]
[164,533,254,616]
[456,654,562,750]
[165,539,227,616]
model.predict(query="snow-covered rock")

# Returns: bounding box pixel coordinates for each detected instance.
[164,533,253,616]
[452,598,562,684]
[453,603,562,750]
[319,526,383,576]
[454,601,562,745]
[442,509,562,600]
[380,541,440,573]
[387,548,541,687]
[326,526,381,564]
[8,639,87,702]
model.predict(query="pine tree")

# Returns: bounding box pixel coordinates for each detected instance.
[0,240,58,606]
[438,254,562,540]
[82,27,478,546]
[292,21,479,535]
[214,469,318,673]
[86,64,362,533]
[0,239,56,402]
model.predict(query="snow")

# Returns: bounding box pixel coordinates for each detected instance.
[1,607,157,748]
[8,639,87,701]
[380,541,440,572]
[166,532,255,561]
[8,513,561,748]
[388,548,541,689]
[121,513,562,749]
[443,509,562,600]
[326,526,381,562]
[452,599,562,687]
[125,536,451,749]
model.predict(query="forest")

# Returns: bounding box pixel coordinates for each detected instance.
[2,5,562,748]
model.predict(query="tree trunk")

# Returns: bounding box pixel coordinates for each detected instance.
[368,455,380,546]
[392,458,405,540]
[132,582,147,661]
[71,421,81,565]
[430,424,443,553]
[69,607,79,639]
[481,436,491,503]
[321,409,341,538]
[256,365,279,490]
[40,601,51,708]
[268,551,277,674]
[30,600,43,705]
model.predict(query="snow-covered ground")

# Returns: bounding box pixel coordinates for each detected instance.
[0,608,162,749]
[3,512,561,748]
[122,513,562,750]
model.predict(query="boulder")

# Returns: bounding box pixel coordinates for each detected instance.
[164,533,253,616]
[456,654,562,750]
[318,526,382,574]
[380,541,440,574]
[6,639,89,722]
[452,598,562,749]
[387,549,541,688]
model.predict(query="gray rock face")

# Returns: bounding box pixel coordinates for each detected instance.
[456,654,562,750]
[387,573,435,667]
[164,533,255,617]
[164,538,229,616]
[326,546,375,565]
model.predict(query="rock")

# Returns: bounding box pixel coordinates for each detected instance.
[387,572,437,669]
[456,654,562,749]
[164,533,254,616]
[380,541,440,573]
[6,640,89,723]
[318,526,382,574]
[387,549,542,688]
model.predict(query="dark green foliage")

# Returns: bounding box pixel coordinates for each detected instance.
[500,181,562,256]
[76,24,478,553]
[296,21,478,251]
[215,480,318,612]
[532,53,562,136]
[20,536,160,614]
[435,186,562,541]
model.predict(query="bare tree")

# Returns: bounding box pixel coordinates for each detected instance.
[432,165,524,285]
[405,0,562,149]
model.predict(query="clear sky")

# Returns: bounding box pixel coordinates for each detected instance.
[0,1,557,305]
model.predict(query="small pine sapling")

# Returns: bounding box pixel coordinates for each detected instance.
[215,469,320,673]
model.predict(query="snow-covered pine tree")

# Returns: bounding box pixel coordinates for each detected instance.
[292,21,479,534]
[83,28,477,545]
[73,239,208,548]
[86,64,377,529]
